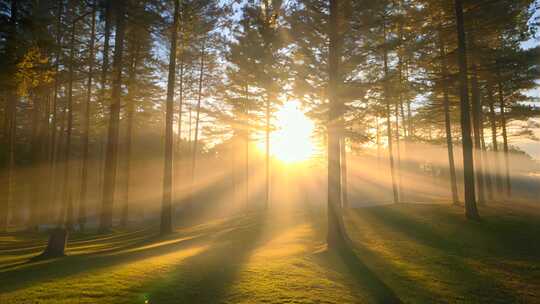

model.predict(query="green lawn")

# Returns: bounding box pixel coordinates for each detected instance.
[1,202,539,303]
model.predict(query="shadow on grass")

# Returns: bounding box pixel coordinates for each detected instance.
[0,215,256,294]
[330,245,402,304]
[346,203,540,302]
[145,212,299,303]
[359,203,540,260]
[302,209,401,303]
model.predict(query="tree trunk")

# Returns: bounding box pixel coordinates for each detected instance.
[395,80,403,202]
[29,94,42,230]
[469,34,486,204]
[189,39,206,211]
[100,0,126,232]
[79,0,97,231]
[383,18,399,204]
[438,28,459,204]
[340,137,349,208]
[480,114,493,201]
[47,0,63,224]
[454,0,479,219]
[1,0,19,232]
[487,84,503,195]
[327,0,348,248]
[175,37,185,204]
[61,10,77,230]
[35,228,68,259]
[376,116,380,169]
[497,79,511,198]
[265,96,271,210]
[244,85,250,211]
[120,44,139,228]
[54,95,67,224]
[161,0,180,235]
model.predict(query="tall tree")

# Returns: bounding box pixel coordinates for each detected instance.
[79,0,97,231]
[327,0,348,248]
[453,0,479,219]
[100,0,126,232]
[1,0,19,231]
[161,0,180,235]
[438,25,459,204]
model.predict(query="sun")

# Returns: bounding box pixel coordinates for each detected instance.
[259,100,317,163]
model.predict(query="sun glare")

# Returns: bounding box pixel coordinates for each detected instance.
[260,101,317,163]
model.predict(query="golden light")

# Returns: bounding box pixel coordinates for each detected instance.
[259,100,317,163]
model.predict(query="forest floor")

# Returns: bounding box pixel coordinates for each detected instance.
[1,201,539,303]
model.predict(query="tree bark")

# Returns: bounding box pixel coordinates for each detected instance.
[1,0,19,232]
[161,0,180,235]
[327,0,348,248]
[480,112,493,201]
[438,28,459,204]
[383,18,399,204]
[47,0,63,224]
[265,95,270,210]
[189,38,206,212]
[100,0,126,232]
[120,43,139,228]
[79,0,97,231]
[395,74,403,202]
[487,83,503,195]
[175,36,185,204]
[454,0,479,219]
[340,137,349,208]
[61,9,77,230]
[244,84,250,211]
[469,34,486,204]
[497,78,512,198]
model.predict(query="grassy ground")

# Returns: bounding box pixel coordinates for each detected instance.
[1,202,539,303]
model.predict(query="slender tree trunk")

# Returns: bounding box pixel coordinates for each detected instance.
[438,29,459,204]
[79,0,97,231]
[469,33,486,204]
[244,85,250,211]
[340,137,349,208]
[1,0,19,232]
[395,78,403,202]
[383,19,399,204]
[48,0,63,223]
[100,0,126,232]
[161,0,179,235]
[497,79,512,198]
[29,94,42,230]
[265,96,270,210]
[120,44,139,228]
[480,113,493,201]
[454,0,479,219]
[100,0,112,100]
[175,37,185,203]
[188,105,192,143]
[61,11,77,231]
[376,116,380,169]
[54,95,67,223]
[189,38,206,211]
[327,0,348,248]
[487,84,503,195]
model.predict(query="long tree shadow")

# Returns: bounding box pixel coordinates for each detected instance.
[144,212,302,303]
[336,244,401,304]
[346,204,539,302]
[302,209,401,303]
[0,215,254,294]
[358,203,540,260]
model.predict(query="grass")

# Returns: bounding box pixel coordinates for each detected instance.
[1,202,539,303]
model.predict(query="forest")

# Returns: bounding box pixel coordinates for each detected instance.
[0,0,539,303]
